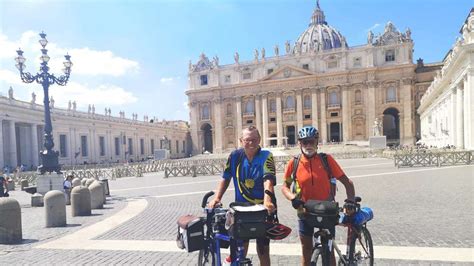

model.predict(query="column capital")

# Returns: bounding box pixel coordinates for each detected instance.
[366,80,379,88]
[401,78,414,86]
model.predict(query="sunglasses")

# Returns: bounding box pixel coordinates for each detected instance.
[300,139,317,145]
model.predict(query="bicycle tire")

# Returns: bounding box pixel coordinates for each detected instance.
[348,226,374,265]
[310,245,330,266]
[198,246,215,266]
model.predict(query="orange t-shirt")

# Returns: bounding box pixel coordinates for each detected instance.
[283,154,345,201]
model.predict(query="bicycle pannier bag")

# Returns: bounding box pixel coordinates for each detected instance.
[226,204,266,239]
[176,215,204,252]
[304,200,339,229]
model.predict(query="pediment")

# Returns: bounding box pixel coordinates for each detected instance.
[261,65,313,81]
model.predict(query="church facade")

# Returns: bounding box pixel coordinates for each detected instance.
[186,2,440,154]
[418,8,474,150]
[0,91,190,169]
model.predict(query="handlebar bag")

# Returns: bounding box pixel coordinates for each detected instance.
[227,204,266,240]
[176,215,205,252]
[304,200,339,229]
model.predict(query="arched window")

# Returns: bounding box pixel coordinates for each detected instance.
[303,95,311,109]
[329,91,339,105]
[355,90,362,104]
[386,87,396,102]
[270,99,276,112]
[201,105,210,120]
[226,103,232,116]
[245,99,254,114]
[285,95,295,109]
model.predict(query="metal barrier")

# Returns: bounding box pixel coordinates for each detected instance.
[394,151,473,168]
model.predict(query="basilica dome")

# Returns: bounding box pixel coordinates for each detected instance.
[293,2,347,54]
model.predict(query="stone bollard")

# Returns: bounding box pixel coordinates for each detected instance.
[44,190,66,227]
[72,178,81,187]
[20,179,28,191]
[0,198,22,243]
[31,193,44,207]
[71,186,91,217]
[89,181,104,209]
[85,178,95,188]
[98,181,107,204]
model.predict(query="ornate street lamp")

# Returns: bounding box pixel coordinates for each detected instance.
[15,32,73,174]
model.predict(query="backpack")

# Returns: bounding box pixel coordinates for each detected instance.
[290,153,337,201]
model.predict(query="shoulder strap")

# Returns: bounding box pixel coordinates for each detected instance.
[319,153,332,178]
[291,154,301,182]
[319,153,336,201]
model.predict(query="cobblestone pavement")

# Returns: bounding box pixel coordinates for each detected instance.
[0,158,473,265]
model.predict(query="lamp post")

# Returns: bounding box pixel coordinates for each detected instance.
[15,32,73,174]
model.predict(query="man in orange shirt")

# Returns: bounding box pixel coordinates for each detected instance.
[281,126,355,266]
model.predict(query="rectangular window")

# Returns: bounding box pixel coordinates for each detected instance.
[267,68,273,75]
[270,117,276,122]
[302,64,309,70]
[176,140,179,153]
[304,114,311,119]
[225,75,231,83]
[140,139,145,155]
[115,137,120,156]
[200,75,208,85]
[353,57,361,67]
[328,61,337,69]
[182,140,186,153]
[59,134,67,158]
[385,50,395,62]
[246,120,253,124]
[81,136,88,157]
[128,138,133,155]
[99,136,106,156]
[151,139,155,154]
[243,73,251,79]
[331,112,338,117]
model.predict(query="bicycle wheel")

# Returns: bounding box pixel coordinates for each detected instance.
[310,245,330,266]
[198,246,215,266]
[349,226,374,265]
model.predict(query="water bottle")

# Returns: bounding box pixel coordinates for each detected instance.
[353,207,374,225]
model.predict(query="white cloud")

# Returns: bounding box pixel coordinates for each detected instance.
[0,69,24,85]
[0,31,139,77]
[46,82,138,109]
[160,76,180,84]
[367,23,380,32]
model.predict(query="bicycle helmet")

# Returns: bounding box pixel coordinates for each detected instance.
[298,126,319,140]
[265,222,292,240]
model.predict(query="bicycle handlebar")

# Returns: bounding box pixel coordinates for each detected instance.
[201,191,215,208]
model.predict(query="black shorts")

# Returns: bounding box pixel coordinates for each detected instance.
[298,219,336,238]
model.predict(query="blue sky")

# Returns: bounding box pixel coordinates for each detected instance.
[0,0,472,121]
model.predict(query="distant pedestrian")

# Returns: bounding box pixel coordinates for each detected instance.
[0,171,8,197]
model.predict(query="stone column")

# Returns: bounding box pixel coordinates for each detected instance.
[255,95,262,141]
[31,124,39,167]
[342,86,350,143]
[9,120,17,167]
[367,81,377,138]
[456,84,464,148]
[0,120,4,168]
[189,101,200,155]
[276,93,283,146]
[311,88,318,131]
[261,94,269,147]
[213,99,223,153]
[401,78,414,145]
[450,88,457,146]
[319,88,327,144]
[235,96,242,145]
[296,90,303,131]
[465,74,473,149]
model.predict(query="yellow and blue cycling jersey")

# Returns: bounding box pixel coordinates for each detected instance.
[222,148,276,204]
